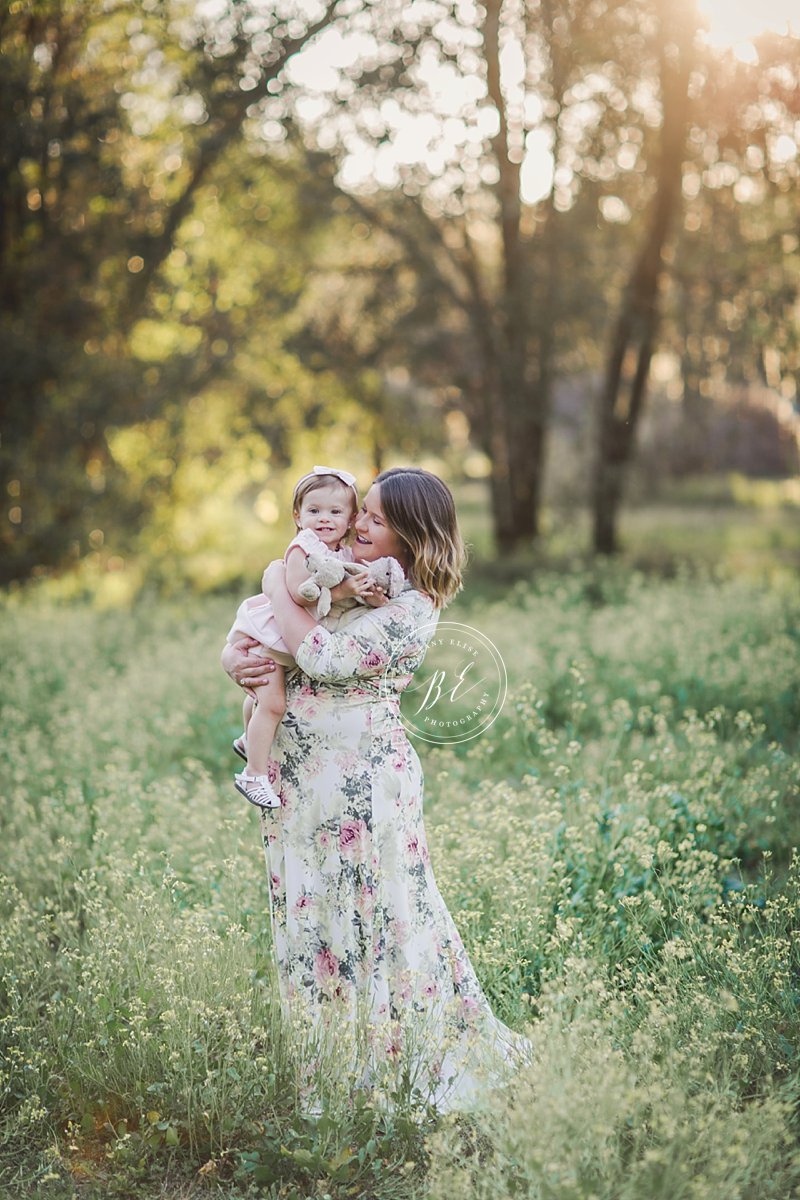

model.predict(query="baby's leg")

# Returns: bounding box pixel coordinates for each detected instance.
[231,693,255,760]
[245,664,286,777]
[242,693,254,737]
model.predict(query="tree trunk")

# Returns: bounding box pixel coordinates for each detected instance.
[482,0,545,552]
[592,1,695,554]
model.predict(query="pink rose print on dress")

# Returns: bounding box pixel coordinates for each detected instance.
[313,947,340,988]
[394,919,410,947]
[386,1027,403,1060]
[356,883,375,920]
[297,695,323,720]
[395,970,413,1002]
[340,751,363,776]
[461,995,481,1025]
[339,818,369,863]
[405,832,420,858]
[359,648,387,670]
[292,892,313,918]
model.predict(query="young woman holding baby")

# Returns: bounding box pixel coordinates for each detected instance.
[221,466,531,1112]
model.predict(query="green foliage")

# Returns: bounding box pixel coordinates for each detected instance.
[0,570,799,1197]
[4,0,800,586]
[0,0,375,585]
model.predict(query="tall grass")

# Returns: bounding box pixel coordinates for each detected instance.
[1,568,799,1197]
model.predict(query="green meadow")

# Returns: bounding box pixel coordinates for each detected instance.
[1,524,800,1198]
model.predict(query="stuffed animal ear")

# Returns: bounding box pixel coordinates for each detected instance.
[316,586,332,617]
[386,557,406,596]
[342,561,368,577]
[366,557,405,596]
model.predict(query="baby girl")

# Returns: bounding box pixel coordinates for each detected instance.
[226,466,382,809]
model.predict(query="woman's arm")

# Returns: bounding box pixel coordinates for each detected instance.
[285,546,375,607]
[263,561,427,686]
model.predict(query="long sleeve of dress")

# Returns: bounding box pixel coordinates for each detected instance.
[294,592,435,685]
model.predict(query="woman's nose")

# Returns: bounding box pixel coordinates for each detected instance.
[354,513,366,533]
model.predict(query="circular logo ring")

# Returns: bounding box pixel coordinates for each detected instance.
[381,620,508,746]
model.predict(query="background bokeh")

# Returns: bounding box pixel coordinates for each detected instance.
[1,0,798,598]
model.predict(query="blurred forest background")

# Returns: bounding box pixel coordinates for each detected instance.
[2,0,799,599]
[3,6,800,1195]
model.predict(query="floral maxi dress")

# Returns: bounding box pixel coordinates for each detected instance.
[260,586,532,1112]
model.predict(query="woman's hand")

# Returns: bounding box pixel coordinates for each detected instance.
[261,559,287,600]
[362,586,389,608]
[221,637,278,696]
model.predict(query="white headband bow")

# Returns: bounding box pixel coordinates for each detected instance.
[293,464,358,499]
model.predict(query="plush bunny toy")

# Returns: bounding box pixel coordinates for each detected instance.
[297,550,405,618]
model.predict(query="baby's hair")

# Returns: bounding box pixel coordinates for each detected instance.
[373,467,466,608]
[291,473,359,534]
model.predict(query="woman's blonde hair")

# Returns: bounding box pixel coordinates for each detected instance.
[374,468,466,608]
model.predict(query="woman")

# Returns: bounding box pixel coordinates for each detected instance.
[222,467,531,1112]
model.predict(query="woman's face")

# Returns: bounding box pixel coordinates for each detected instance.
[353,484,407,567]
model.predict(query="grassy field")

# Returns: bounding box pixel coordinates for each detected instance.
[1,548,800,1197]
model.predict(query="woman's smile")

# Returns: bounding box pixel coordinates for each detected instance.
[353,484,406,566]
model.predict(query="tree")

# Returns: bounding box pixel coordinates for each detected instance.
[591,0,696,554]
[0,0,343,583]
[591,20,800,551]
[283,0,660,552]
[668,34,800,449]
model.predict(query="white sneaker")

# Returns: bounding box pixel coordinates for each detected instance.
[233,771,281,810]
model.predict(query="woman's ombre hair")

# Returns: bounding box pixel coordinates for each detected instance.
[374,468,466,608]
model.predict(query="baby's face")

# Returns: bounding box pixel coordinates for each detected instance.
[296,483,354,547]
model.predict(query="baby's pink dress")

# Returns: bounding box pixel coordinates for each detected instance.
[226,529,354,667]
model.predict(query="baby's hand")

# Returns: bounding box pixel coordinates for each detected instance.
[336,573,374,600]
